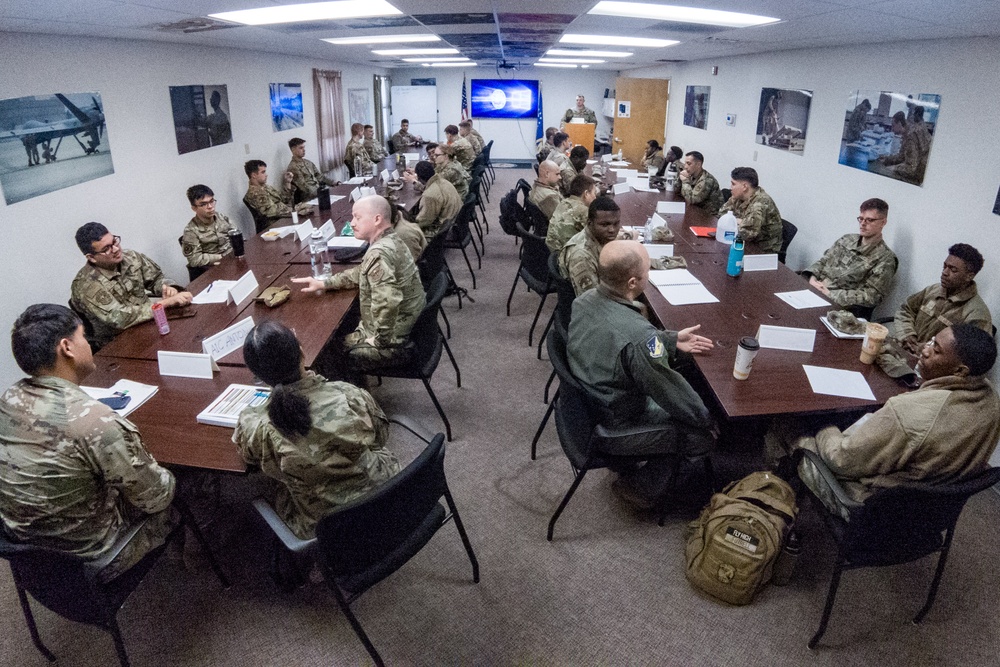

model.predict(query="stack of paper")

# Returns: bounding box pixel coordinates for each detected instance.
[82,380,159,418]
[192,280,237,304]
[802,365,876,400]
[648,268,719,305]
[197,384,271,427]
[775,290,831,309]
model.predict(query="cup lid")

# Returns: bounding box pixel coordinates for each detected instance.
[738,336,760,351]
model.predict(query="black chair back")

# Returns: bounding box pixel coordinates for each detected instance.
[409,271,448,372]
[548,252,575,330]
[524,200,549,237]
[243,196,271,234]
[779,218,798,264]
[499,189,526,237]
[547,324,597,470]
[447,199,476,246]
[515,219,552,293]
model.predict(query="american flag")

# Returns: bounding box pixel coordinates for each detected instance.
[461,74,470,121]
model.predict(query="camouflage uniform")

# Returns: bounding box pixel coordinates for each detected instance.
[363,138,388,163]
[70,249,168,349]
[559,227,683,296]
[449,136,476,171]
[883,121,932,183]
[536,141,555,163]
[559,161,580,196]
[466,131,484,155]
[529,180,563,221]
[0,376,175,582]
[806,234,897,310]
[673,168,724,217]
[394,218,427,262]
[719,187,783,254]
[548,150,568,168]
[324,228,426,369]
[436,158,470,202]
[642,149,665,171]
[233,372,400,540]
[563,105,598,126]
[344,139,374,175]
[391,130,416,154]
[415,174,462,241]
[181,212,235,268]
[244,182,293,220]
[286,156,335,202]
[545,195,589,253]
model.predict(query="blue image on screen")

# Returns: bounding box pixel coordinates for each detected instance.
[471,79,539,119]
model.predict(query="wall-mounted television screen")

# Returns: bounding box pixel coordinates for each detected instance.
[471,79,539,119]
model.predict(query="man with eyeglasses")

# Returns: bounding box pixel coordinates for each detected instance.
[801,198,898,316]
[181,184,236,279]
[70,222,192,349]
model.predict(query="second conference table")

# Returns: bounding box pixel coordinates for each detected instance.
[603,168,904,421]
[92,160,425,471]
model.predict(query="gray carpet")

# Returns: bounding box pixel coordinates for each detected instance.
[2,168,998,666]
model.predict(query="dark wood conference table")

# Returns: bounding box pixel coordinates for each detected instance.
[599,167,905,420]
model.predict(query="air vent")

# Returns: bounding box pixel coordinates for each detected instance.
[655,59,684,63]
[150,18,238,33]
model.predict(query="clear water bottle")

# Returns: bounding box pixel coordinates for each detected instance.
[726,231,745,277]
[643,217,653,244]
[309,229,331,279]
[353,155,362,180]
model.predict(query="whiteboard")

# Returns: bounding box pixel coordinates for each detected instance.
[390,85,438,144]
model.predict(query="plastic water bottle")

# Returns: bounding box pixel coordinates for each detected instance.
[726,232,745,277]
[309,229,331,279]
[353,155,362,180]
[643,217,653,244]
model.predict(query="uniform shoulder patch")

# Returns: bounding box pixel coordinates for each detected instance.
[646,335,665,358]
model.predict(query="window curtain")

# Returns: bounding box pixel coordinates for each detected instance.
[373,74,390,143]
[313,68,344,174]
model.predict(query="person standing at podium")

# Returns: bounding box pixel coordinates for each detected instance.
[562,95,598,127]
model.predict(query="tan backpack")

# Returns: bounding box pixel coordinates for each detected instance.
[684,471,798,605]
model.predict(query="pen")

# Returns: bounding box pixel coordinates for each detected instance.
[206,283,213,293]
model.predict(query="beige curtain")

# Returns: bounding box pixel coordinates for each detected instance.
[313,68,344,173]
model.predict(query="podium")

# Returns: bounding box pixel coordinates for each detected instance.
[563,122,596,153]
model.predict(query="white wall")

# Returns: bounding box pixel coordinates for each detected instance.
[625,37,1000,465]
[391,67,617,160]
[0,32,383,390]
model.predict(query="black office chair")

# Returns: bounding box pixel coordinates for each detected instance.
[535,252,576,362]
[0,502,229,667]
[68,300,99,352]
[797,449,1000,649]
[524,200,549,238]
[253,422,478,667]
[499,188,527,241]
[242,196,271,234]
[721,188,732,202]
[443,199,480,289]
[778,218,798,264]
[177,235,209,282]
[544,323,712,539]
[506,220,556,348]
[364,271,458,440]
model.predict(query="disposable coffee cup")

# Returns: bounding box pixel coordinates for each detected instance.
[733,336,760,380]
[151,302,170,335]
[228,230,245,258]
[860,322,889,364]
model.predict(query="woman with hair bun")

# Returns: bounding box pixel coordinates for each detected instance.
[233,321,400,539]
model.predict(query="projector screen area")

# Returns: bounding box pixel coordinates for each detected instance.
[471,79,539,119]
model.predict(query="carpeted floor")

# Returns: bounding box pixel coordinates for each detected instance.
[2,167,998,666]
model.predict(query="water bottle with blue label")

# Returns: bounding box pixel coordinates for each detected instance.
[726,232,745,277]
[310,229,331,279]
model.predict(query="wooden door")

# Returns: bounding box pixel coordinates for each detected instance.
[612,77,670,165]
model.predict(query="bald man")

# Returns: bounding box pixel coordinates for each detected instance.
[292,195,425,375]
[568,240,715,508]
[529,159,564,222]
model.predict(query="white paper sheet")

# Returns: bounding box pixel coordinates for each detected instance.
[656,201,686,215]
[615,168,638,179]
[743,254,779,272]
[775,289,831,309]
[81,380,158,417]
[346,177,367,185]
[657,283,719,305]
[265,225,297,238]
[608,160,630,168]
[648,268,698,286]
[646,244,674,259]
[628,178,657,192]
[191,280,237,304]
[802,365,876,401]
[328,194,346,204]
[601,154,614,163]
[327,237,367,248]
[756,325,816,352]
[304,198,319,207]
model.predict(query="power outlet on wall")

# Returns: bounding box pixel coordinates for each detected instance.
[244,143,250,154]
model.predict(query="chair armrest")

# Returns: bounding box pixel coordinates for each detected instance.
[595,423,675,440]
[86,515,156,572]
[251,498,317,554]
[798,449,865,511]
[389,416,436,444]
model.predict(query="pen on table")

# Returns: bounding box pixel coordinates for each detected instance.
[206,283,213,293]
[113,390,129,397]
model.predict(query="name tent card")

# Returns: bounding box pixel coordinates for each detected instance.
[391,169,400,180]
[743,254,779,272]
[657,201,686,215]
[318,219,336,241]
[649,212,667,228]
[158,351,218,379]
[360,186,377,198]
[226,271,259,306]
[646,244,674,259]
[350,187,362,202]
[756,325,816,352]
[612,182,630,195]
[293,219,314,242]
[202,316,255,360]
[381,169,391,183]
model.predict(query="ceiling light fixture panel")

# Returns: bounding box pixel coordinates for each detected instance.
[372,47,460,55]
[324,34,439,45]
[546,48,633,57]
[210,1,402,26]
[560,33,679,48]
[589,2,780,28]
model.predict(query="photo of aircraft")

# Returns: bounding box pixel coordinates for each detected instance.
[0,94,106,166]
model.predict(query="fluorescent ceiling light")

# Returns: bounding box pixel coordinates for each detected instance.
[402,57,469,62]
[535,63,577,69]
[589,2,779,28]
[546,48,632,58]
[538,58,606,64]
[560,34,679,48]
[324,34,438,45]
[211,1,401,26]
[422,62,474,68]
[372,47,459,55]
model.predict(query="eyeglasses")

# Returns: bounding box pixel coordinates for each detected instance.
[92,235,121,255]
[195,199,217,208]
[857,216,885,224]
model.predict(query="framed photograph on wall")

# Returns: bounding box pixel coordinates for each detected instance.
[269,83,303,132]
[0,92,115,205]
[837,90,940,186]
[756,88,812,155]
[348,88,371,126]
[683,86,710,130]
[169,84,232,155]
